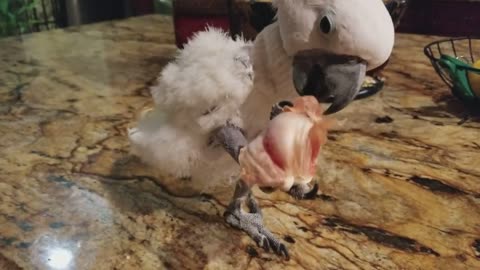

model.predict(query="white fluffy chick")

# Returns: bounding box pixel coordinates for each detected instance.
[129,29,253,191]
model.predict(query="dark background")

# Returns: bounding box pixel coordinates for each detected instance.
[397,0,480,37]
[2,0,479,39]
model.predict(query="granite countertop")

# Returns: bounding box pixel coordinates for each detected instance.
[1,14,479,270]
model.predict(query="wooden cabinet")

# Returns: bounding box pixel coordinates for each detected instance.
[172,0,480,49]
[397,0,480,36]
[172,0,410,48]
[172,0,231,48]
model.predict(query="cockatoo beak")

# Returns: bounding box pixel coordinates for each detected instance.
[292,50,367,115]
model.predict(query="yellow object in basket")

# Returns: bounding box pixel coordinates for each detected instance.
[468,60,480,97]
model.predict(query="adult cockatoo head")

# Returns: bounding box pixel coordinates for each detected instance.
[272,0,395,114]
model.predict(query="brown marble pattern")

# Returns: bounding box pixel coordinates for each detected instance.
[0,14,479,270]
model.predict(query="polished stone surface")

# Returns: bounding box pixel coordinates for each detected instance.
[0,14,479,270]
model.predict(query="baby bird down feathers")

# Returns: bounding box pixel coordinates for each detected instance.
[152,28,254,132]
[128,28,254,191]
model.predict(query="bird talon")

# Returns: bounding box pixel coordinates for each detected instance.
[225,180,289,259]
[270,100,293,120]
[303,182,319,200]
[278,244,290,260]
[258,235,271,252]
[289,182,319,200]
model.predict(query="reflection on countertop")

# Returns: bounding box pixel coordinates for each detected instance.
[1,14,480,270]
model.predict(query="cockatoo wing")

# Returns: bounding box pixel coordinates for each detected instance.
[128,28,254,189]
[151,27,254,132]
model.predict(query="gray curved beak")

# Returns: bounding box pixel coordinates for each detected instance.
[292,50,367,114]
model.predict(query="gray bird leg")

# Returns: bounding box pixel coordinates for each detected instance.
[214,123,289,259]
[224,180,289,258]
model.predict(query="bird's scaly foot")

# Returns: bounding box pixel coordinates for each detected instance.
[215,121,289,259]
[288,182,319,200]
[224,181,289,259]
[270,100,294,120]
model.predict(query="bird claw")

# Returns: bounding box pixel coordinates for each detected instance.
[289,182,319,200]
[256,235,271,252]
[270,100,294,120]
[303,183,319,200]
[224,181,290,259]
[277,243,290,260]
[224,197,290,260]
[253,227,289,260]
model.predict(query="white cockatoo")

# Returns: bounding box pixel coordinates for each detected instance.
[128,0,395,258]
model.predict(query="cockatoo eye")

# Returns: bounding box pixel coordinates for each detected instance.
[319,15,334,34]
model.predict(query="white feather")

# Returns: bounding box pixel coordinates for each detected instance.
[151,27,254,132]
[128,28,254,188]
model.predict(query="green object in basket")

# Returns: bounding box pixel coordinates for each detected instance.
[438,54,480,103]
